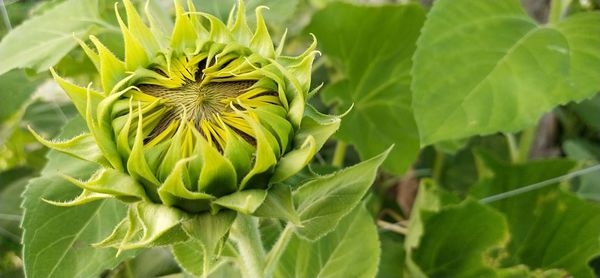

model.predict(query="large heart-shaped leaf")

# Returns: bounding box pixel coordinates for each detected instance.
[0,70,43,123]
[194,0,299,27]
[307,3,425,174]
[0,0,101,75]
[292,148,389,240]
[472,153,600,277]
[21,119,134,278]
[377,232,406,278]
[172,240,242,277]
[412,0,600,145]
[563,140,600,201]
[410,198,509,277]
[274,204,380,278]
[0,167,33,247]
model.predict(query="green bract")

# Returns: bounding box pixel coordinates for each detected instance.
[31,0,339,252]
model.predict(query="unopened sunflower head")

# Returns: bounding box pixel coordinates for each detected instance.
[31,0,340,251]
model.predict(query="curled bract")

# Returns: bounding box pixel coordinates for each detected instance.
[32,0,339,252]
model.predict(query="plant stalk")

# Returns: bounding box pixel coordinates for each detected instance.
[432,150,445,181]
[504,133,519,163]
[332,141,347,168]
[264,224,295,277]
[230,215,266,278]
[516,126,536,163]
[480,164,600,203]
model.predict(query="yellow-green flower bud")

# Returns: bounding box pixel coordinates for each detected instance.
[31,0,340,251]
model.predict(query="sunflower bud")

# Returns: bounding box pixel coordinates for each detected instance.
[31,0,339,251]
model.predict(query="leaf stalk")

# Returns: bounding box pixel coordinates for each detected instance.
[230,216,266,278]
[264,224,295,277]
[332,141,347,168]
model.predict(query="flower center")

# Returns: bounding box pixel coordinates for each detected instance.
[140,80,255,145]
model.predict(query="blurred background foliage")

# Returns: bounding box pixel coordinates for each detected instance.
[0,0,599,277]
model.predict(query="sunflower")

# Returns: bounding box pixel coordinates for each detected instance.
[31,0,339,252]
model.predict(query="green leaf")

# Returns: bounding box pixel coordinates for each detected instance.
[274,204,380,278]
[124,248,180,278]
[28,130,108,166]
[0,70,43,123]
[212,189,267,214]
[307,3,425,174]
[0,0,102,75]
[172,240,242,277]
[515,192,600,277]
[0,1,39,38]
[245,0,299,28]
[498,267,569,278]
[258,218,283,250]
[404,180,520,277]
[182,210,237,263]
[563,140,600,201]
[95,202,187,250]
[194,0,299,27]
[569,94,600,131]
[412,0,600,144]
[295,105,340,152]
[471,152,576,256]
[22,99,77,138]
[193,0,234,21]
[472,153,600,277]
[172,241,205,276]
[292,148,389,240]
[21,118,135,278]
[553,12,600,100]
[0,99,76,171]
[270,136,317,183]
[0,167,34,244]
[253,183,300,224]
[404,180,459,276]
[410,199,509,277]
[434,138,470,155]
[377,232,406,278]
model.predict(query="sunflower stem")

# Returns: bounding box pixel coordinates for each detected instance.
[432,150,445,181]
[332,141,347,168]
[230,215,266,278]
[264,224,294,277]
[516,125,536,163]
[504,133,519,163]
